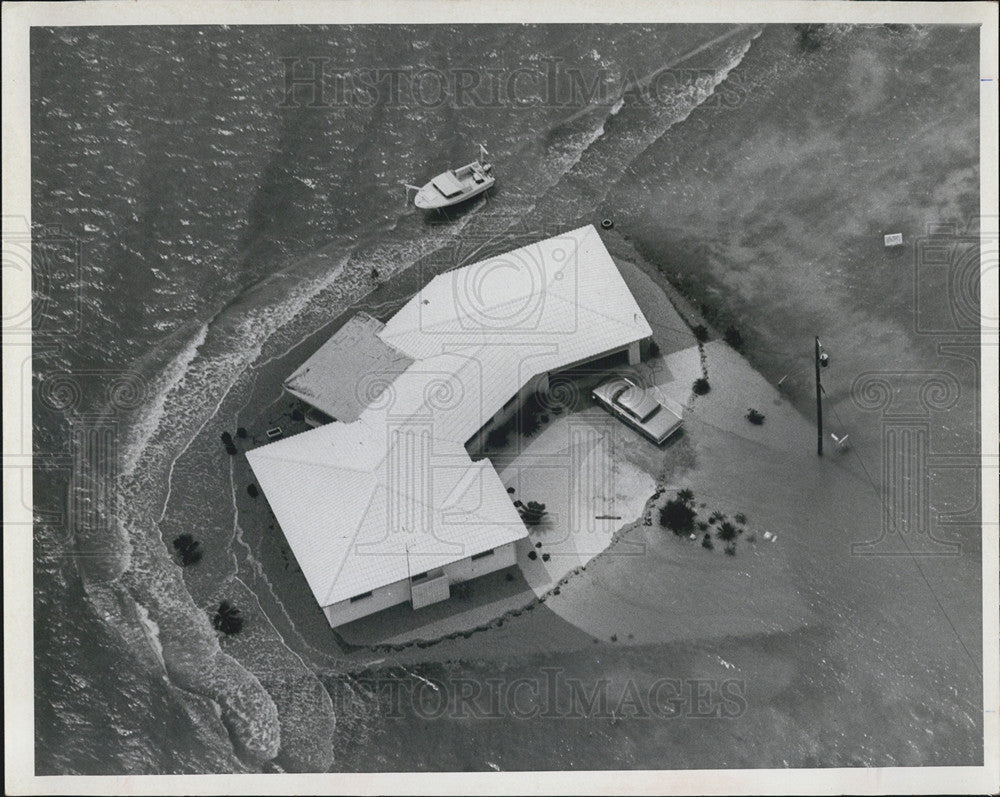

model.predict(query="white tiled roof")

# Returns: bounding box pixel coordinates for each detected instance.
[247,225,652,608]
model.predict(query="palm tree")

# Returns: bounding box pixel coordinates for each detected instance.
[520,501,547,526]
[212,601,244,636]
[172,534,203,567]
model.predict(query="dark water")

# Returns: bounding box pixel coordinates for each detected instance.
[31,24,981,773]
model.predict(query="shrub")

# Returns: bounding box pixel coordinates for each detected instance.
[717,521,739,542]
[520,501,547,526]
[486,424,511,451]
[693,377,711,396]
[697,521,710,532]
[701,533,714,550]
[724,325,744,350]
[212,601,244,636]
[648,340,661,358]
[676,488,694,504]
[709,511,725,525]
[660,496,696,536]
[517,394,545,437]
[746,408,765,425]
[734,512,747,525]
[693,324,709,343]
[724,543,737,556]
[172,534,203,567]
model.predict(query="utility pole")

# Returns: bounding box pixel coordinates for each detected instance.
[815,336,823,456]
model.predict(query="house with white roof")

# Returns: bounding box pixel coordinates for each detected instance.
[246,224,653,628]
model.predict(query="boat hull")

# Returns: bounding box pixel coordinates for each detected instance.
[414,175,495,209]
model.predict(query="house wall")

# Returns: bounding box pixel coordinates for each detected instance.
[321,541,518,628]
[444,540,517,582]
[322,577,412,627]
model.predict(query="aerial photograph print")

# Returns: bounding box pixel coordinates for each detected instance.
[4,1,997,794]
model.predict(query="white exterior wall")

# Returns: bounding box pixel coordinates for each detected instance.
[443,540,516,582]
[322,540,518,628]
[323,577,412,627]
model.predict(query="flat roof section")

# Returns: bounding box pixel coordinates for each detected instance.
[283,312,414,423]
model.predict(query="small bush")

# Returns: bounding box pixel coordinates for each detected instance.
[693,324,709,343]
[172,534,203,567]
[746,408,765,425]
[717,521,739,542]
[697,521,710,532]
[660,496,696,536]
[724,543,737,556]
[520,501,547,526]
[734,512,747,525]
[701,533,714,550]
[212,601,244,636]
[724,325,744,350]
[648,340,661,358]
[709,511,725,524]
[693,377,711,396]
[518,395,543,437]
[486,424,511,451]
[676,488,694,504]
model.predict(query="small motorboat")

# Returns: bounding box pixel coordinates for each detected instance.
[408,146,495,210]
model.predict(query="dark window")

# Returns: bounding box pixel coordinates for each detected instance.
[471,548,494,561]
[349,591,373,603]
[410,571,428,583]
